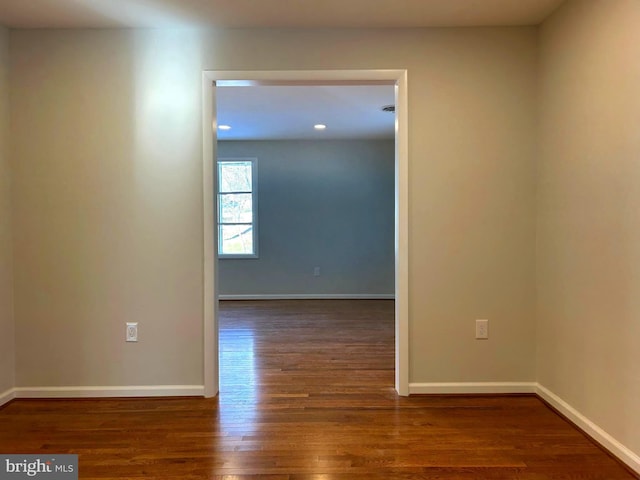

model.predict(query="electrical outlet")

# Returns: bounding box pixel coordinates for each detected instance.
[313,266,321,276]
[475,319,488,339]
[126,322,138,342]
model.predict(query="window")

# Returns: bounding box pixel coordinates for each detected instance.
[217,158,258,258]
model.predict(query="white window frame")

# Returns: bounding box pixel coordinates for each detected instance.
[216,157,258,259]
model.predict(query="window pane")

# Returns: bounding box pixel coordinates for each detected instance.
[219,162,252,193]
[219,225,254,255]
[219,193,253,223]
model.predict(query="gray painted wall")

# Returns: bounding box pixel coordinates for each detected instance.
[537,0,640,458]
[217,140,395,297]
[10,27,537,388]
[0,26,14,394]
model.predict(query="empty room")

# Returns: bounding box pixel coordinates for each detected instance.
[0,0,639,478]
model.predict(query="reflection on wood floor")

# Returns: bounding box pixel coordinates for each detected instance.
[0,300,635,479]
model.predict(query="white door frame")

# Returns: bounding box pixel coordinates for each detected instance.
[201,70,409,397]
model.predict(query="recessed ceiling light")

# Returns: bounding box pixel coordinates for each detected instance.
[218,125,232,130]
[314,124,327,130]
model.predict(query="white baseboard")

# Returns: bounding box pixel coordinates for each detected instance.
[13,385,205,398]
[219,294,395,300]
[4,382,637,475]
[0,387,16,407]
[536,384,640,475]
[409,382,639,475]
[409,382,537,395]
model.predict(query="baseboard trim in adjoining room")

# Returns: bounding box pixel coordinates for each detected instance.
[536,384,640,476]
[13,385,205,399]
[218,294,395,300]
[0,388,16,408]
[409,382,537,395]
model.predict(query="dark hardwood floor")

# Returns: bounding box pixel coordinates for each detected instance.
[0,300,636,479]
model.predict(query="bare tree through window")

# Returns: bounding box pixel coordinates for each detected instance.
[217,159,257,256]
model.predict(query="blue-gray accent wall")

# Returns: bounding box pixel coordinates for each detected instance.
[217,139,395,297]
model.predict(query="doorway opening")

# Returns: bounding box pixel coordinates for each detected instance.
[202,70,409,397]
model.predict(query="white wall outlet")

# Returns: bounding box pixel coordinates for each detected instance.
[475,319,489,339]
[313,266,321,276]
[126,322,138,342]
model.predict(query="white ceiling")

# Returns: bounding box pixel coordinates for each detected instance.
[0,0,564,141]
[217,85,396,141]
[0,0,565,29]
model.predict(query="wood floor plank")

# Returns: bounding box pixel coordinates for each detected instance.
[0,299,636,479]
